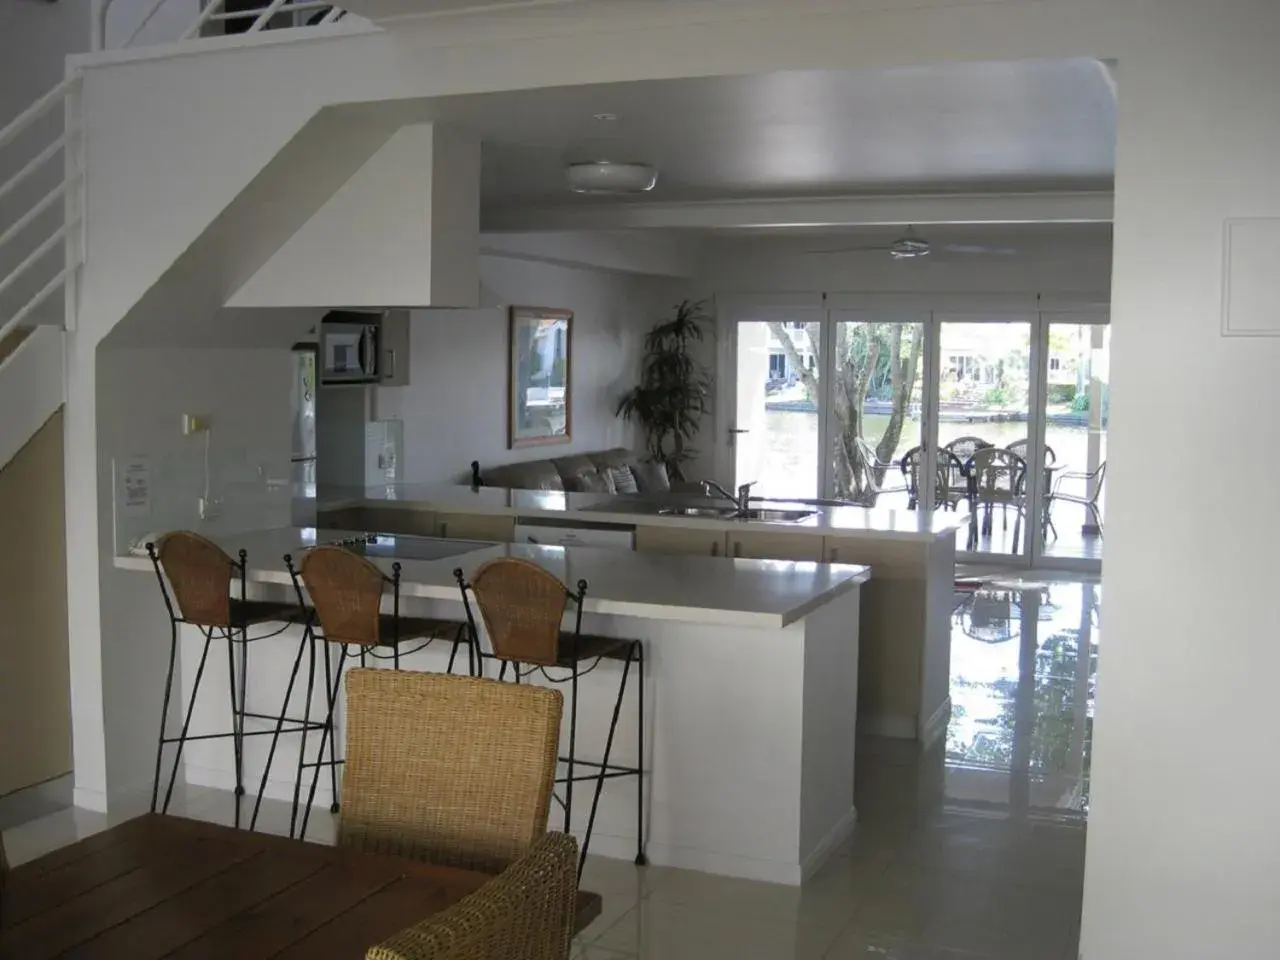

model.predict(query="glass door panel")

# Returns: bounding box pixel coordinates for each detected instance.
[733,318,822,499]
[1041,321,1109,562]
[937,318,1035,560]
[828,315,924,509]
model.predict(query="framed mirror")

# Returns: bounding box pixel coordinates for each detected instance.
[508,306,573,448]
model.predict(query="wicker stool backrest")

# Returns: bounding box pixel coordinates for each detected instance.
[299,545,388,647]
[341,669,564,875]
[468,558,571,667]
[153,531,236,627]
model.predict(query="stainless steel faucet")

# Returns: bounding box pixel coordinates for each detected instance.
[701,479,756,511]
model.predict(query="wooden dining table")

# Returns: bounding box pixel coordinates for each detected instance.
[0,814,602,959]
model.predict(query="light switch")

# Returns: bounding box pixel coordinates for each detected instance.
[182,414,210,435]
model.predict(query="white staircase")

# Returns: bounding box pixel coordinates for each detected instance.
[0,74,79,474]
[0,1,357,474]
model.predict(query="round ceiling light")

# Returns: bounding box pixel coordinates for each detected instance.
[565,161,659,195]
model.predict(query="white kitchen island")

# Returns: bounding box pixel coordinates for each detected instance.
[117,528,870,885]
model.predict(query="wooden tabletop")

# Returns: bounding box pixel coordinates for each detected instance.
[0,814,602,959]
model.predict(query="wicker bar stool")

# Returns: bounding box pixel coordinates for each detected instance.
[146,531,309,827]
[281,545,473,840]
[454,557,646,875]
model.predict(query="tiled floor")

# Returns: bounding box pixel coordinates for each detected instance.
[1,578,1096,960]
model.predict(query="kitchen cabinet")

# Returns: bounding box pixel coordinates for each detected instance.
[380,310,411,387]
[727,530,826,562]
[436,513,516,543]
[635,525,729,558]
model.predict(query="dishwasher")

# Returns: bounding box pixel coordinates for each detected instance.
[513,518,636,550]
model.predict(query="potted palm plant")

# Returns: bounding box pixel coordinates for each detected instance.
[616,299,713,482]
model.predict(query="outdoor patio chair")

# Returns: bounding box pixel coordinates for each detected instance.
[899,445,967,511]
[944,436,994,466]
[854,436,908,505]
[1047,460,1107,537]
[965,447,1028,551]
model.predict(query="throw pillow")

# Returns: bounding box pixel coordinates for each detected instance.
[571,469,615,494]
[609,464,640,494]
[631,460,671,494]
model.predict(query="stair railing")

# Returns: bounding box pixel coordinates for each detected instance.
[0,74,82,362]
[97,0,348,51]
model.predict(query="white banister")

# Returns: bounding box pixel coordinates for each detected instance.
[0,77,78,153]
[99,0,348,50]
[0,184,67,255]
[0,228,67,304]
[0,136,66,208]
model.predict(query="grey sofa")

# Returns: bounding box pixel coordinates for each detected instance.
[469,448,673,494]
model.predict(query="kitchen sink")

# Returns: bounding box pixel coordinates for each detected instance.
[734,508,817,523]
[656,505,741,519]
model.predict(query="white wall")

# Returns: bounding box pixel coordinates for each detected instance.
[93,344,295,802]
[376,255,685,482]
[96,0,200,50]
[230,123,481,309]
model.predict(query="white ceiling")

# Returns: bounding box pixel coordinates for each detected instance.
[389,57,1116,208]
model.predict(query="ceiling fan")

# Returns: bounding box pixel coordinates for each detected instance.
[804,226,1017,260]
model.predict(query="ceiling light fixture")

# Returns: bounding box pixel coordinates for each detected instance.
[565,161,659,195]
[592,112,619,122]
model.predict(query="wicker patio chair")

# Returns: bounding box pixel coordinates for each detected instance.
[340,668,563,875]
[365,832,578,960]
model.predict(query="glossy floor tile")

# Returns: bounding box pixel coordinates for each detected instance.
[2,579,1095,960]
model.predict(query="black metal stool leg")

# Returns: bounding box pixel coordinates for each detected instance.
[579,648,635,879]
[289,632,319,839]
[635,643,647,866]
[251,626,311,831]
[226,628,245,828]
[326,645,342,814]
[151,619,181,813]
[162,627,215,814]
[300,646,347,840]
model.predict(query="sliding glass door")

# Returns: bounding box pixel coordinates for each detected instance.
[825,312,927,510]
[723,302,1108,570]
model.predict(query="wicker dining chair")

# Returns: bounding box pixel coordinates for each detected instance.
[455,558,646,875]
[964,447,1029,551]
[899,445,967,511]
[365,831,578,960]
[341,669,563,875]
[278,546,473,840]
[146,531,305,828]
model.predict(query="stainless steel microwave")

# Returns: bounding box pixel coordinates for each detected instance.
[320,315,379,384]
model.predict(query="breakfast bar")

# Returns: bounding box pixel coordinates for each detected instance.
[117,528,870,885]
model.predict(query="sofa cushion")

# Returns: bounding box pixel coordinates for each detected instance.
[632,460,671,494]
[552,454,612,493]
[483,459,564,492]
[587,448,634,474]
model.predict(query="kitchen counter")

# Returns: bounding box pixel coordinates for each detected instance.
[116,527,870,629]
[116,527,867,885]
[308,482,967,542]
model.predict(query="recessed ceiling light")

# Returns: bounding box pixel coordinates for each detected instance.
[565,161,658,194]
[592,113,619,122]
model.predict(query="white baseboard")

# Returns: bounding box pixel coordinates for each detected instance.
[920,697,952,748]
[184,764,335,808]
[583,832,806,886]
[800,805,857,882]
